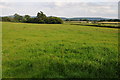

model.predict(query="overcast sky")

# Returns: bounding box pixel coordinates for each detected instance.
[0,0,119,19]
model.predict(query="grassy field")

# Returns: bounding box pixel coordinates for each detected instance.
[2,22,119,78]
[64,21,119,28]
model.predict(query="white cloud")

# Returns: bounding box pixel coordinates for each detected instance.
[0,0,119,2]
[54,2,66,7]
[0,2,118,19]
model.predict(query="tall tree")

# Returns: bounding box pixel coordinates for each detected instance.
[14,13,23,22]
[23,15,31,22]
[36,11,47,23]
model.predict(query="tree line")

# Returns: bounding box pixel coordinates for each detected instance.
[65,18,120,22]
[1,11,63,24]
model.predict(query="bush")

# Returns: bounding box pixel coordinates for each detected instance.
[47,17,63,24]
[2,17,13,22]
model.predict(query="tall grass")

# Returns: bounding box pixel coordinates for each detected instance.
[2,22,119,78]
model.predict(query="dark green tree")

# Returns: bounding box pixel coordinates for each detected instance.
[23,15,31,22]
[47,17,63,24]
[65,19,69,21]
[3,11,63,24]
[36,11,47,23]
[14,13,23,22]
[2,17,11,22]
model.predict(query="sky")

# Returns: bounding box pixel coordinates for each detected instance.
[0,0,119,19]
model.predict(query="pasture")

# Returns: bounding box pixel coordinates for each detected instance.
[64,21,119,28]
[2,22,119,78]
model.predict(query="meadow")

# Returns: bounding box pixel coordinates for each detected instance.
[2,22,119,78]
[64,21,119,28]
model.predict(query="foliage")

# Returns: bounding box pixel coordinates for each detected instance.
[1,11,63,24]
[65,19,69,21]
[47,17,63,24]
[23,15,31,22]
[1,17,13,22]
[14,13,24,22]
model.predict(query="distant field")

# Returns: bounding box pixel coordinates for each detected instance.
[98,22,120,24]
[64,21,119,28]
[64,21,120,23]
[2,22,119,78]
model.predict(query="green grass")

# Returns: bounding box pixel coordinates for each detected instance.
[64,21,119,28]
[2,22,119,78]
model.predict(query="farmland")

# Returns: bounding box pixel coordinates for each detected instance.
[64,21,119,28]
[2,22,119,78]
